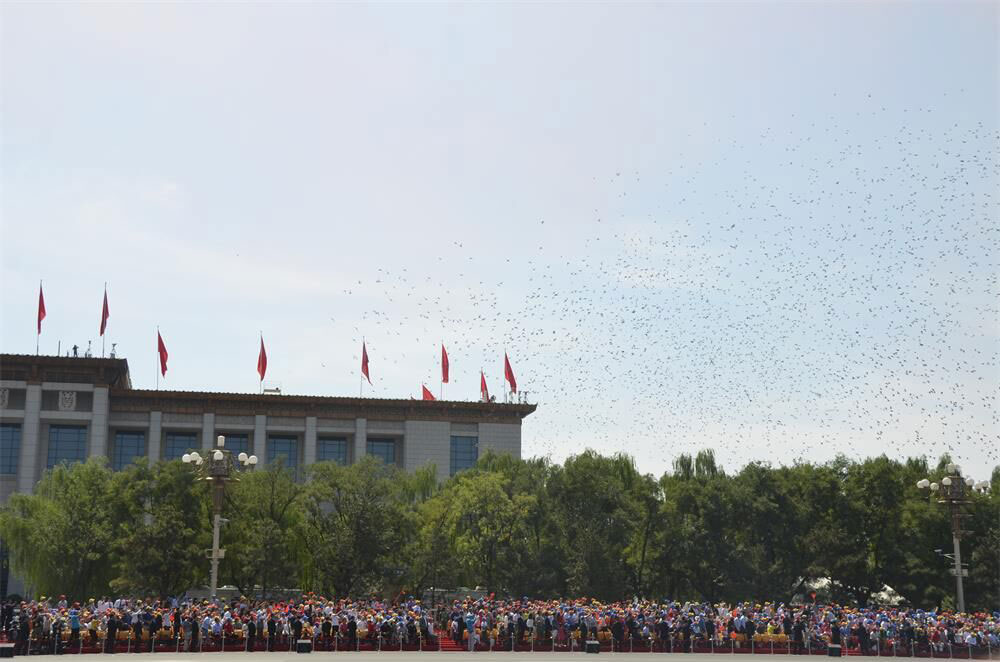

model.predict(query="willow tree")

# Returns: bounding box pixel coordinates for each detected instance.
[0,459,128,600]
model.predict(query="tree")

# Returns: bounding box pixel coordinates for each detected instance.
[652,453,736,602]
[220,462,303,597]
[439,470,522,594]
[300,457,414,596]
[548,451,636,600]
[111,460,209,598]
[0,459,127,600]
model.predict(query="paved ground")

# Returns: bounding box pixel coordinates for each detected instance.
[102,655,829,662]
[69,654,998,662]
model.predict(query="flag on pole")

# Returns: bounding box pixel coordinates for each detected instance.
[100,287,110,336]
[441,344,450,384]
[421,384,436,401]
[504,352,517,393]
[361,342,371,384]
[157,331,169,376]
[37,283,46,334]
[480,370,489,402]
[257,336,267,381]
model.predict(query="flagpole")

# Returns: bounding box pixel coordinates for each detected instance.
[102,283,107,358]
[155,327,159,391]
[360,336,364,398]
[440,340,443,401]
[259,331,263,395]
[36,280,41,356]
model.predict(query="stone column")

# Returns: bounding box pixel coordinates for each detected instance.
[148,411,162,462]
[201,413,215,451]
[353,418,367,464]
[304,417,317,468]
[17,385,42,494]
[90,386,109,460]
[254,415,267,465]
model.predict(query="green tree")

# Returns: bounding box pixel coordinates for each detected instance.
[548,451,636,600]
[110,460,209,597]
[439,470,522,594]
[300,457,415,596]
[651,453,736,602]
[0,459,127,600]
[220,462,303,597]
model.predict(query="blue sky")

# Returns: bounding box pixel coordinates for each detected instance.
[1,2,997,477]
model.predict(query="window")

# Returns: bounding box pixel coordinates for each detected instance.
[47,425,87,468]
[221,434,249,458]
[317,437,348,465]
[450,436,479,476]
[367,438,396,466]
[164,433,197,461]
[268,437,298,473]
[0,424,20,474]
[112,431,146,471]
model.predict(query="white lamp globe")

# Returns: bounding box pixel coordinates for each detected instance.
[248,455,258,465]
[217,435,225,447]
[930,482,939,491]
[238,452,248,463]
[946,463,957,474]
[942,477,952,486]
[916,479,930,489]
[182,453,191,463]
[965,477,975,487]
[213,450,224,461]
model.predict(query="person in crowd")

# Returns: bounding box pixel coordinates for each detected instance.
[4,593,998,658]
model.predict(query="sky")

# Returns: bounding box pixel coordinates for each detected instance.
[1,2,997,478]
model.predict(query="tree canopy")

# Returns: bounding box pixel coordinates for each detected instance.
[1,450,997,611]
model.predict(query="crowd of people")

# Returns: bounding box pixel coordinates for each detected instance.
[1,595,997,657]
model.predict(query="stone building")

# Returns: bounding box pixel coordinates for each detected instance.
[0,352,535,596]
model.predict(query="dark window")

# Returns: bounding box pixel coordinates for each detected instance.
[0,424,20,474]
[164,433,197,461]
[112,431,146,471]
[47,425,87,468]
[317,437,348,465]
[268,437,298,473]
[221,434,249,458]
[367,438,396,466]
[450,436,479,476]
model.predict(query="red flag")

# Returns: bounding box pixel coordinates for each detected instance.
[421,384,436,401]
[157,331,168,376]
[100,287,110,336]
[37,283,46,334]
[257,337,267,381]
[504,352,517,393]
[361,342,371,384]
[480,370,490,402]
[441,344,449,384]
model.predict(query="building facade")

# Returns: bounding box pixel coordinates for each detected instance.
[0,353,535,595]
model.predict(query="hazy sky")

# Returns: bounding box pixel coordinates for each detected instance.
[2,2,997,477]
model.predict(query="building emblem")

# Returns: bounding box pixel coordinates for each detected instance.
[58,390,77,411]
[0,388,8,409]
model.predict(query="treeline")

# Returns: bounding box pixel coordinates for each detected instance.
[1,450,997,611]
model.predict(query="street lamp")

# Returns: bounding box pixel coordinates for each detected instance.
[917,464,989,614]
[183,435,257,599]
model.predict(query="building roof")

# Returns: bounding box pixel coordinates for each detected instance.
[0,353,131,388]
[1,353,535,424]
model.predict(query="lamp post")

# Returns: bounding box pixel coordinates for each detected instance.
[182,435,257,599]
[916,463,990,614]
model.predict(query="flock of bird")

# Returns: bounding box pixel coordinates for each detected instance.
[329,107,996,476]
